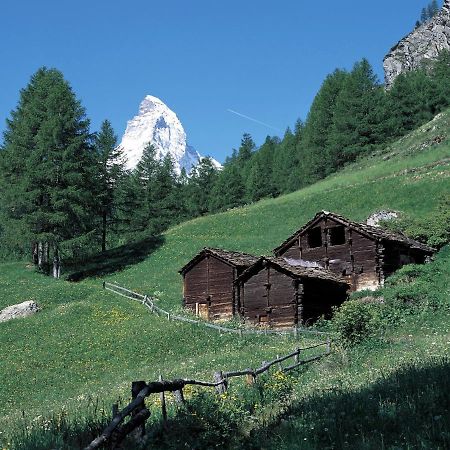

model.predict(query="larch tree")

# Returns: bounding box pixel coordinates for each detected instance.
[94,119,125,251]
[0,67,96,277]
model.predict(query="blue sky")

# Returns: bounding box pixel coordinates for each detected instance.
[0,0,439,163]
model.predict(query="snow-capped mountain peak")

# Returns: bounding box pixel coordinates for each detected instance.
[118,95,220,175]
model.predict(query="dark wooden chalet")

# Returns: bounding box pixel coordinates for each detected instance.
[273,211,435,291]
[235,257,349,327]
[179,248,259,321]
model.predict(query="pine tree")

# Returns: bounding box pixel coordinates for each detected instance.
[94,119,124,251]
[328,59,385,167]
[301,69,349,181]
[209,164,245,212]
[430,50,450,112]
[385,70,434,138]
[0,67,96,277]
[185,157,218,216]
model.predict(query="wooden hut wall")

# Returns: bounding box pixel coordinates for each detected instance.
[183,257,208,315]
[240,265,299,328]
[280,238,300,259]
[349,231,380,291]
[280,217,380,291]
[268,269,298,327]
[240,269,269,324]
[207,256,235,320]
[183,256,235,320]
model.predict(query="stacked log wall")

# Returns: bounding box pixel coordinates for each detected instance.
[183,258,208,313]
[208,257,235,320]
[183,256,235,320]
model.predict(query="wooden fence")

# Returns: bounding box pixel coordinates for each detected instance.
[103,281,329,337]
[85,341,330,450]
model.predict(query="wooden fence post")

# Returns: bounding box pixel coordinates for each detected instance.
[294,347,300,363]
[276,355,282,371]
[293,326,298,338]
[174,389,185,404]
[131,381,147,438]
[213,371,227,393]
[159,375,168,422]
[326,338,331,354]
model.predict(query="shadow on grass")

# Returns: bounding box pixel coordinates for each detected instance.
[250,357,450,450]
[138,358,450,450]
[65,235,165,282]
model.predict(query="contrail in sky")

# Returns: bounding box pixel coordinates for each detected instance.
[227,109,281,132]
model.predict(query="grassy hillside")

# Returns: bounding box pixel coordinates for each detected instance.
[0,110,449,448]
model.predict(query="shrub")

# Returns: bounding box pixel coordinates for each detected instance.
[332,300,383,346]
[381,194,450,249]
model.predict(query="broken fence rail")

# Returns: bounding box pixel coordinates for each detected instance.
[103,281,330,337]
[85,341,330,450]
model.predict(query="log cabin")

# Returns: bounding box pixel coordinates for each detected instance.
[235,257,349,327]
[179,248,259,321]
[273,211,435,291]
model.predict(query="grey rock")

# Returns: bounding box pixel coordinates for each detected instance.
[366,211,398,227]
[0,300,40,323]
[383,0,450,87]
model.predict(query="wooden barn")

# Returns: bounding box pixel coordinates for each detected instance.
[273,211,435,291]
[179,248,259,321]
[235,257,349,327]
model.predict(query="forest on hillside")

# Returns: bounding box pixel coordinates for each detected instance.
[1,44,450,276]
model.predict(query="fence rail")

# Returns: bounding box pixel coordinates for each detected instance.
[85,340,330,450]
[103,281,330,337]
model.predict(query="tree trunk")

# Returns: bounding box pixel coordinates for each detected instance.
[102,211,107,252]
[38,242,44,271]
[53,247,61,279]
[32,242,38,265]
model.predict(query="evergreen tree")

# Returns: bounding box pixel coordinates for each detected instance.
[385,70,434,138]
[237,133,256,167]
[185,157,218,216]
[0,67,96,277]
[209,163,245,212]
[328,59,385,167]
[430,50,450,112]
[272,127,296,194]
[302,69,349,181]
[94,119,124,251]
[245,136,277,202]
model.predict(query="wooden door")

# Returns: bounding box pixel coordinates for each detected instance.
[196,302,209,320]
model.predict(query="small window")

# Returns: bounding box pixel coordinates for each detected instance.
[329,226,346,246]
[307,227,323,248]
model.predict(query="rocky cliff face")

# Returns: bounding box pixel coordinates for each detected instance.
[118,95,221,175]
[383,0,450,87]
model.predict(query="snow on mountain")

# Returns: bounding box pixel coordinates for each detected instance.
[118,95,221,175]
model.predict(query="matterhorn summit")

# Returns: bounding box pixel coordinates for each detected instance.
[118,95,220,174]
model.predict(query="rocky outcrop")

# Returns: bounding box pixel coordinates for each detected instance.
[366,211,398,227]
[383,0,450,87]
[0,301,40,323]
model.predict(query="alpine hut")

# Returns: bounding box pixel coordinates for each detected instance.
[179,248,259,321]
[273,211,435,291]
[235,257,349,327]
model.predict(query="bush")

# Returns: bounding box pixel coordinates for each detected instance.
[381,194,450,249]
[332,300,383,346]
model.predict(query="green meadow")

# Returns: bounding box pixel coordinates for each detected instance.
[0,110,449,449]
